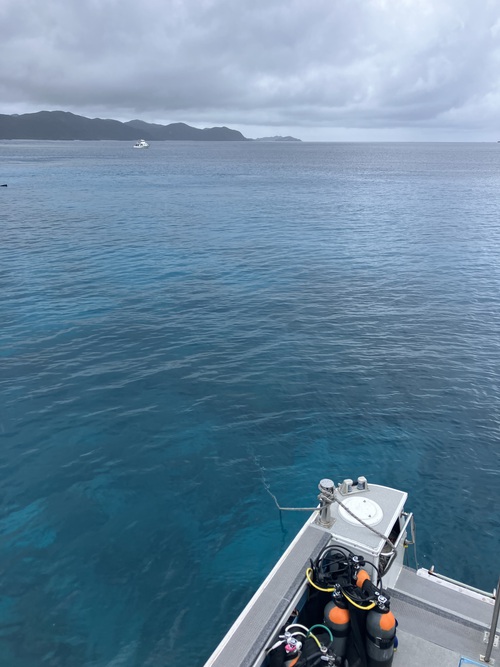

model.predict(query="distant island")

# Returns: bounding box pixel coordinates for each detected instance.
[0,111,250,141]
[254,136,301,142]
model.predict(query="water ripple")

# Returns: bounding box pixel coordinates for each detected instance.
[0,141,499,666]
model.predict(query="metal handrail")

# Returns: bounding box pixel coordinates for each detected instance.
[382,512,415,575]
[393,512,414,550]
[483,575,500,663]
[427,566,496,599]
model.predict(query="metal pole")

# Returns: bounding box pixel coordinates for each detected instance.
[317,478,335,527]
[484,575,500,663]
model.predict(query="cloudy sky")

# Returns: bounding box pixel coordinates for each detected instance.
[1,0,500,140]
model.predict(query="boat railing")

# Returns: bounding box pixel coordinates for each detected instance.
[426,566,497,599]
[422,568,499,663]
[483,575,500,664]
[394,511,414,550]
[381,511,416,575]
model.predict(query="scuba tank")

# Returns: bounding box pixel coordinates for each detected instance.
[355,568,371,590]
[267,635,302,667]
[365,606,396,667]
[355,569,397,667]
[283,637,302,667]
[323,586,350,661]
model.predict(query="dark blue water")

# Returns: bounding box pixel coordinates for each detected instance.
[1,140,499,666]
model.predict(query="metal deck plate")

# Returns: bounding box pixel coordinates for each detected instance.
[392,567,494,627]
[389,567,498,666]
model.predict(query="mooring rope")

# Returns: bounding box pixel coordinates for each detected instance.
[265,483,396,554]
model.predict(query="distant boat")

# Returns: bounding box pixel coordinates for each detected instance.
[133,139,149,149]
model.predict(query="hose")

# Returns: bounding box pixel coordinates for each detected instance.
[306,567,335,592]
[308,624,334,643]
[342,589,376,610]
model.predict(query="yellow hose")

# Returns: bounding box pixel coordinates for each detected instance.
[307,632,322,648]
[342,590,376,610]
[305,568,335,592]
[305,567,376,610]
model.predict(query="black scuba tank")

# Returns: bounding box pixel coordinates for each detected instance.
[365,607,396,667]
[324,594,350,660]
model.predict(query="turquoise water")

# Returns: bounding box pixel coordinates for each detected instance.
[1,140,499,666]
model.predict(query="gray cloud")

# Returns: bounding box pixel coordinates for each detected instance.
[1,0,500,139]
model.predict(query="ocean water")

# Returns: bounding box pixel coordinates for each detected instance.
[1,140,499,666]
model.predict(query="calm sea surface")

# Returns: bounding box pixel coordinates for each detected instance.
[1,140,499,666]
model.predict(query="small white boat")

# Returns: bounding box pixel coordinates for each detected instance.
[133,139,149,148]
[204,476,499,667]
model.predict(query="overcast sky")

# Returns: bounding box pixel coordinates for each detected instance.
[1,0,500,141]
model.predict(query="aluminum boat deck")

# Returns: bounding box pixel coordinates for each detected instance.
[390,566,497,666]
